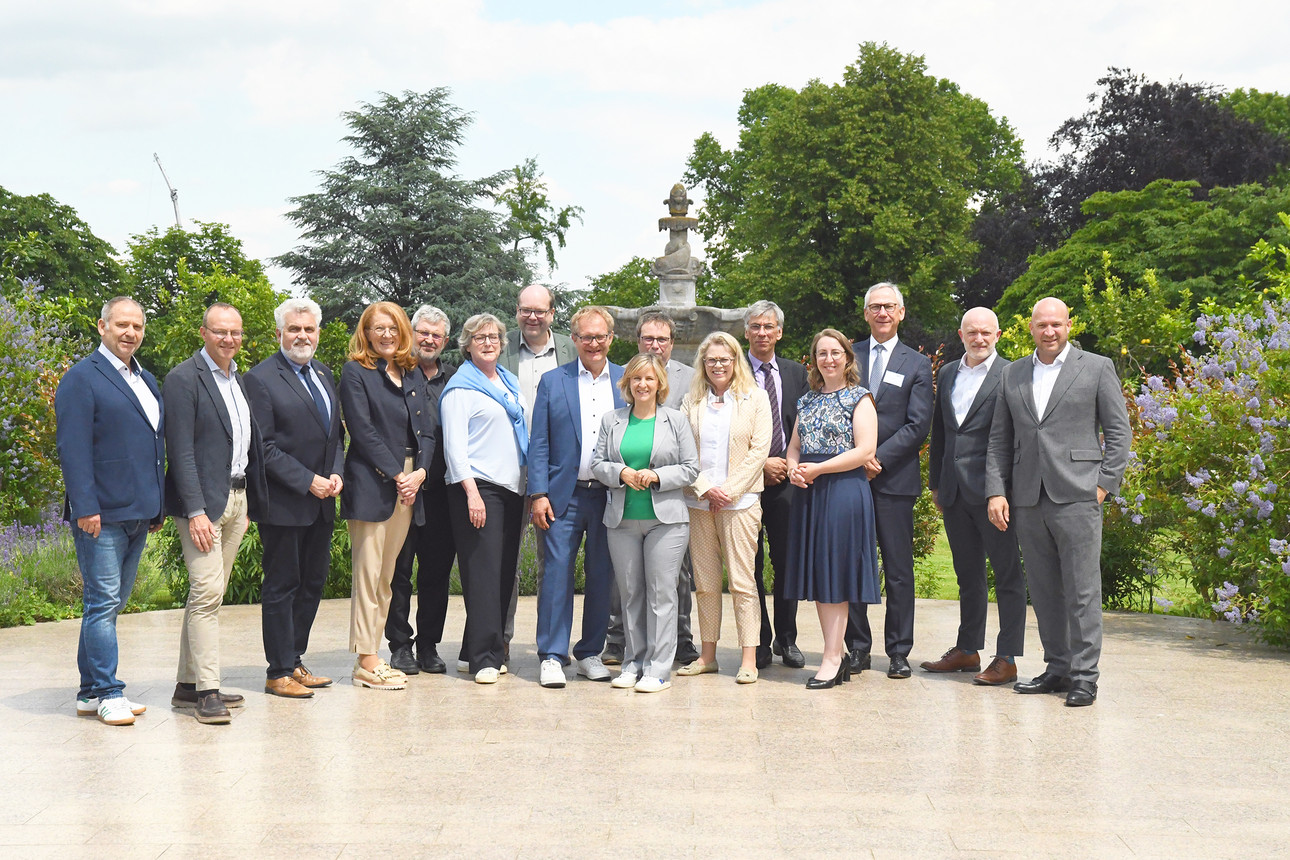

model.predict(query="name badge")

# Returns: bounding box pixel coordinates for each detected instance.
[883,371,905,388]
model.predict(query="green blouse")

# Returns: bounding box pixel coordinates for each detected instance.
[620,413,656,520]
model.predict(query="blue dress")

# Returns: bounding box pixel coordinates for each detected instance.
[783,386,881,604]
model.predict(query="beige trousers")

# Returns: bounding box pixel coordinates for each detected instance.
[175,488,250,690]
[348,459,415,655]
[688,501,762,647]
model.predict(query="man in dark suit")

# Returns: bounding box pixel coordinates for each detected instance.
[986,297,1131,707]
[386,305,457,676]
[924,307,1026,686]
[528,306,625,688]
[244,298,345,700]
[56,296,165,727]
[848,282,934,679]
[744,300,810,669]
[164,302,267,724]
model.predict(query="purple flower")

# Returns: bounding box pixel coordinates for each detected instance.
[1154,596,1174,609]
[1233,481,1249,495]
[1218,547,1231,558]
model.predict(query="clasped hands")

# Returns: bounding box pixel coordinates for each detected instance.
[395,469,425,506]
[619,466,659,492]
[309,473,344,499]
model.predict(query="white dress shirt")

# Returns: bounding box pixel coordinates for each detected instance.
[687,391,757,511]
[97,343,159,430]
[867,335,901,391]
[199,348,251,481]
[1031,342,1072,421]
[951,351,997,426]
[577,360,614,481]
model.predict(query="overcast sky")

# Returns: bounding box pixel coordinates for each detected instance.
[3,0,1288,301]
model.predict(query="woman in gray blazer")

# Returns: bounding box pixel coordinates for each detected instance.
[592,353,699,693]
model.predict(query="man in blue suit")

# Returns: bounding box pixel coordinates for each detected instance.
[55,297,166,727]
[528,306,625,688]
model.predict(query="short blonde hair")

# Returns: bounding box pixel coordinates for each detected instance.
[618,353,669,406]
[570,305,614,336]
[687,331,754,405]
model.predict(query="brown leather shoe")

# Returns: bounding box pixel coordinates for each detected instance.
[973,656,1019,686]
[919,647,981,673]
[292,665,332,688]
[265,676,314,698]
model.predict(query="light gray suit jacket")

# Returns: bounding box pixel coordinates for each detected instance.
[984,347,1131,507]
[663,358,695,410]
[591,405,699,527]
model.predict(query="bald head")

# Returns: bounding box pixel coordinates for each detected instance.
[958,307,1001,367]
[1029,297,1072,364]
[516,284,555,348]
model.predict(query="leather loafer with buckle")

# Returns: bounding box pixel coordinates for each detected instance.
[973,656,1018,686]
[1065,680,1098,707]
[920,647,981,674]
[847,649,871,673]
[265,676,314,698]
[1014,671,1073,694]
[773,639,806,669]
[887,655,912,679]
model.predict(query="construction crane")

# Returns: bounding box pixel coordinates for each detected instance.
[153,153,181,227]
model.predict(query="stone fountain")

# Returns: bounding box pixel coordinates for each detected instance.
[606,182,746,365]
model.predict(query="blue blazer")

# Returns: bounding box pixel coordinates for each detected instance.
[528,360,626,517]
[54,350,166,525]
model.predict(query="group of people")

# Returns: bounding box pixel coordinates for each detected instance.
[56,278,1130,727]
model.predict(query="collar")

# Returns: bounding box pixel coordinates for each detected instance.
[749,352,777,373]
[868,335,900,352]
[520,332,555,357]
[96,342,138,376]
[960,351,998,374]
[578,359,610,381]
[1032,342,1072,368]
[200,347,237,378]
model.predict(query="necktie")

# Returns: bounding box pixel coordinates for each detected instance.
[300,365,329,425]
[762,362,784,457]
[869,343,886,392]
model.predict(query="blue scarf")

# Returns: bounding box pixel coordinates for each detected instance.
[442,360,528,465]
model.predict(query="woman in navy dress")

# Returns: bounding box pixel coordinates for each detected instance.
[784,328,880,689]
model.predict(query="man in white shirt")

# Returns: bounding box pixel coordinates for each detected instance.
[924,307,1026,686]
[163,303,266,724]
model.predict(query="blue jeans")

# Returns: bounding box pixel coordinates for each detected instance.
[536,485,613,663]
[74,519,149,700]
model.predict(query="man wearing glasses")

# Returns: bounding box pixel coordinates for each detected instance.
[385,306,458,676]
[164,302,267,723]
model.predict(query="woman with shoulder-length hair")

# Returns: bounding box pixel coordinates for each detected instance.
[592,353,699,693]
[440,312,528,684]
[340,301,430,690]
[783,328,881,689]
[676,332,772,684]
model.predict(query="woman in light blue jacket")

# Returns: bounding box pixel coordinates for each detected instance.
[592,353,699,693]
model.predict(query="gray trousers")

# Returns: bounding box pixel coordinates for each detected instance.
[606,518,689,681]
[605,549,693,651]
[1013,492,1104,683]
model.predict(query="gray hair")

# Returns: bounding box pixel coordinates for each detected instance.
[744,300,784,329]
[274,297,322,330]
[411,305,451,336]
[101,296,144,323]
[864,282,904,308]
[458,313,507,359]
[634,310,676,339]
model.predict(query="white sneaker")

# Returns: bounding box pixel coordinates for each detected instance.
[77,697,146,717]
[457,659,470,673]
[475,667,501,684]
[610,671,639,689]
[96,697,137,726]
[634,676,671,693]
[575,655,611,682]
[539,658,566,688]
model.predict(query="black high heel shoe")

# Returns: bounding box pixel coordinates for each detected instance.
[805,660,847,690]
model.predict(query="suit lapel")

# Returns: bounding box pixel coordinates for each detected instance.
[961,358,1003,427]
[561,365,582,448]
[194,354,234,436]
[940,361,961,430]
[92,353,153,425]
[1042,349,1085,421]
[873,343,908,403]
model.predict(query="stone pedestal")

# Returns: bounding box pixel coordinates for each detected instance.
[606,304,746,366]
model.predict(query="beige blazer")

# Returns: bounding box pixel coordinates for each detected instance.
[681,387,772,501]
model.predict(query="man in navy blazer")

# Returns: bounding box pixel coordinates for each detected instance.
[528,306,625,688]
[244,298,345,700]
[848,282,934,679]
[55,297,165,726]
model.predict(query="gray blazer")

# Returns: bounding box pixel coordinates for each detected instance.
[663,358,695,410]
[928,355,1008,508]
[984,347,1131,506]
[592,405,699,527]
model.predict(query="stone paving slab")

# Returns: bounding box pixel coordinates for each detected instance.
[3,595,1289,858]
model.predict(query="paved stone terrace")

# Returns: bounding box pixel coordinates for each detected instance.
[2,595,1288,858]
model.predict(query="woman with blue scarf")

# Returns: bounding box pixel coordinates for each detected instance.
[441,313,529,684]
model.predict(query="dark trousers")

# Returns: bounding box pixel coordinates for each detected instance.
[756,479,799,649]
[941,495,1027,656]
[260,517,333,680]
[847,492,916,658]
[449,480,523,672]
[385,482,456,653]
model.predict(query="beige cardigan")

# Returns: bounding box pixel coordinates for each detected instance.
[681,387,773,502]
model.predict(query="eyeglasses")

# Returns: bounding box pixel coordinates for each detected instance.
[471,333,501,344]
[415,329,445,341]
[747,323,779,334]
[206,328,244,340]
[704,357,734,368]
[575,333,611,345]
[640,335,672,345]
[368,326,398,336]
[866,302,899,314]
[517,307,552,318]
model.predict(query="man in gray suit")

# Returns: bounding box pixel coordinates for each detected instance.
[985,297,1131,707]
[164,302,266,724]
[924,308,1026,686]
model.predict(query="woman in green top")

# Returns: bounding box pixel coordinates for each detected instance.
[592,353,699,693]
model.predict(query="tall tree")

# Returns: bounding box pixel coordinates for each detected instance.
[124,220,263,322]
[684,43,1023,348]
[494,158,583,275]
[274,89,530,325]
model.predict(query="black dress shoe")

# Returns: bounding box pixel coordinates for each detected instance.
[1065,680,1098,707]
[389,645,420,675]
[418,648,447,674]
[195,692,231,725]
[755,645,773,670]
[886,656,912,679]
[777,641,806,669]
[1013,671,1073,694]
[847,649,871,673]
